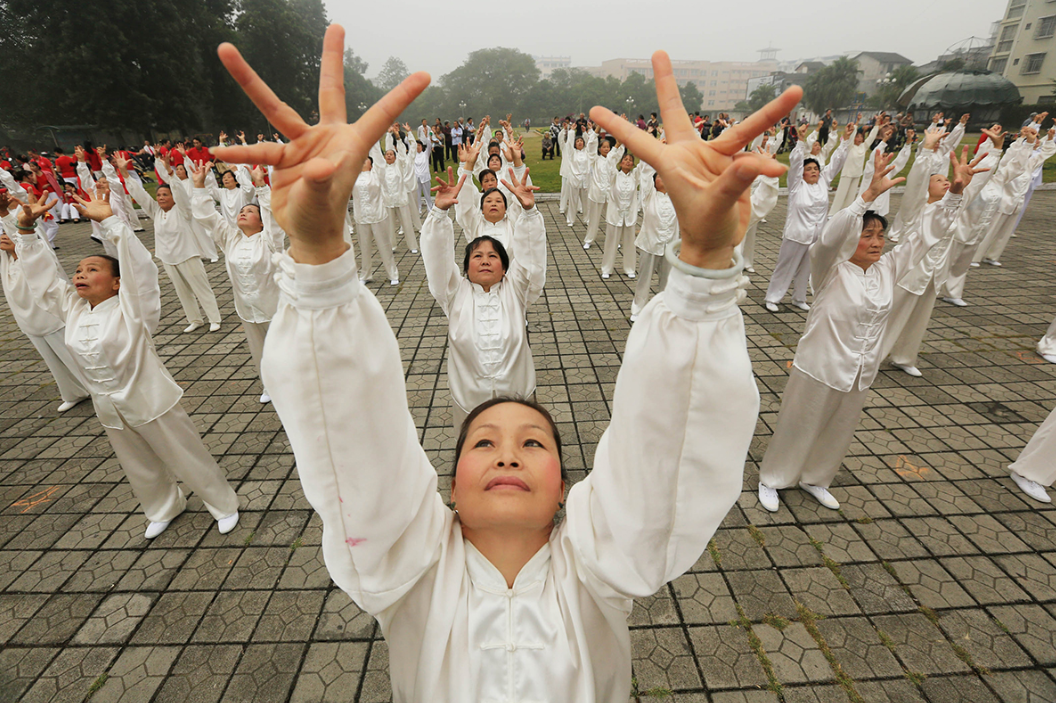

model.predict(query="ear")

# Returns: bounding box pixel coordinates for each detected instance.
[112,276,121,291]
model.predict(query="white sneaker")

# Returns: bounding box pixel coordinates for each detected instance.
[184,322,203,333]
[217,511,240,534]
[583,242,591,249]
[259,393,271,404]
[359,276,374,283]
[411,249,418,254]
[800,482,840,509]
[208,323,221,332]
[983,258,1002,267]
[758,484,780,512]
[390,279,399,286]
[745,266,756,274]
[57,397,89,413]
[566,221,575,227]
[942,297,968,307]
[793,302,810,312]
[969,262,980,268]
[629,314,638,323]
[1010,472,1052,504]
[1042,354,1056,365]
[210,258,219,263]
[891,362,923,377]
[626,272,636,279]
[601,273,610,279]
[145,520,171,539]
[765,302,780,313]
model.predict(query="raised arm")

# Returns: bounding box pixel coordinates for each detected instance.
[10,197,80,321]
[189,162,239,250]
[787,138,807,190]
[420,172,466,313]
[499,168,545,306]
[821,124,853,184]
[119,164,161,221]
[0,167,28,200]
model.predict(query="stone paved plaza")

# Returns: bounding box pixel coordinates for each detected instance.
[1,191,1056,702]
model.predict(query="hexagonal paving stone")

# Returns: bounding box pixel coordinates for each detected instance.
[920,674,1000,703]
[987,604,1056,665]
[853,678,928,702]
[726,569,797,620]
[629,587,679,626]
[986,669,1056,703]
[131,591,214,645]
[938,608,1032,670]
[757,526,824,568]
[851,520,928,560]
[630,627,702,691]
[89,646,180,703]
[781,566,860,616]
[993,553,1056,602]
[225,547,290,590]
[899,516,979,557]
[814,615,902,680]
[192,590,270,643]
[10,593,104,645]
[315,589,377,641]
[939,556,1032,605]
[870,612,971,675]
[802,523,876,564]
[712,528,771,570]
[888,559,976,609]
[290,641,370,703]
[0,646,58,701]
[278,545,332,590]
[687,624,769,690]
[73,592,155,644]
[753,622,831,684]
[18,645,118,703]
[358,640,392,703]
[672,572,739,625]
[994,510,1056,551]
[0,593,49,644]
[224,642,305,703]
[253,590,326,641]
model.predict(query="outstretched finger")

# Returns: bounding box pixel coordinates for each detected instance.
[649,51,696,142]
[213,142,286,167]
[318,25,347,124]
[712,87,803,156]
[217,42,310,141]
[589,107,663,167]
[706,154,776,218]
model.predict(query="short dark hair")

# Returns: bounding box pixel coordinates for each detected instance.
[85,254,120,277]
[478,168,497,186]
[862,210,888,232]
[454,396,566,482]
[478,187,507,212]
[156,184,173,194]
[803,157,821,171]
[462,234,509,275]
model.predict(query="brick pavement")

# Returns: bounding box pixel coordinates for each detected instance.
[1,192,1055,702]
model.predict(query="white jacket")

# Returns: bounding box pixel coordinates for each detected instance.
[126,173,202,266]
[0,214,66,336]
[782,138,849,244]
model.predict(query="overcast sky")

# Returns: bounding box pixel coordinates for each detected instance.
[325,0,1003,79]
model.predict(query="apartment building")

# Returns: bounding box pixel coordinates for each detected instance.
[988,0,1056,103]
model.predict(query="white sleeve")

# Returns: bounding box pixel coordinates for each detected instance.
[563,265,758,599]
[504,207,546,307]
[255,186,286,252]
[821,138,849,185]
[192,187,238,250]
[810,196,869,287]
[124,176,161,221]
[0,168,28,199]
[885,192,962,281]
[262,246,449,616]
[420,207,463,314]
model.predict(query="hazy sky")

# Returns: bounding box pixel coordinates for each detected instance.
[325,0,1003,80]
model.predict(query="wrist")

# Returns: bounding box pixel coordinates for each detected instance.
[678,243,735,270]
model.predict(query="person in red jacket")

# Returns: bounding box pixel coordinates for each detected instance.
[185,137,213,165]
[55,148,79,185]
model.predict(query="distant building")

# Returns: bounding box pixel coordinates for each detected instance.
[533,56,571,78]
[987,0,1056,103]
[849,52,914,96]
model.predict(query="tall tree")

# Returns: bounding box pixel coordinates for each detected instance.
[679,81,705,113]
[345,49,381,120]
[804,57,860,114]
[440,48,540,120]
[748,84,776,112]
[376,56,410,93]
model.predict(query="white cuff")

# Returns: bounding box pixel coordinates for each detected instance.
[275,245,359,310]
[662,263,749,321]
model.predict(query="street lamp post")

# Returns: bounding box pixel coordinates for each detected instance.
[626,96,634,116]
[459,101,466,120]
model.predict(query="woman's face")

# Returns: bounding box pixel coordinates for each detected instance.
[452,403,564,533]
[175,164,188,179]
[599,141,611,156]
[487,155,502,173]
[73,256,120,305]
[221,171,237,189]
[850,219,885,269]
[237,204,263,231]
[854,131,864,146]
[802,162,821,184]
[481,191,507,223]
[466,237,506,286]
[480,172,498,191]
[574,138,585,150]
[384,150,396,165]
[928,174,950,200]
[619,154,635,173]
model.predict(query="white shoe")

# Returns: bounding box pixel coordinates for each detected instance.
[1010,472,1052,504]
[57,397,89,413]
[567,221,575,228]
[390,279,399,286]
[891,362,923,377]
[601,273,610,279]
[765,302,780,313]
[745,266,756,274]
[217,511,240,534]
[210,258,219,263]
[942,297,968,307]
[629,314,638,323]
[411,249,418,254]
[397,228,403,235]
[208,323,221,332]
[969,262,980,268]
[359,276,374,283]
[259,393,271,404]
[800,482,840,509]
[758,484,780,512]
[1042,354,1056,365]
[184,322,203,333]
[984,259,1002,267]
[793,302,810,312]
[626,272,636,279]
[144,520,171,539]
[583,242,591,249]
[134,227,146,233]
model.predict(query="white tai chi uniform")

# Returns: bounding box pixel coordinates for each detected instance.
[584,141,624,246]
[601,165,642,277]
[855,140,912,217]
[759,193,961,490]
[73,162,125,257]
[421,206,545,431]
[1010,405,1056,487]
[1038,314,1056,359]
[208,164,255,229]
[156,163,220,262]
[452,177,516,259]
[765,137,849,306]
[630,166,678,318]
[259,236,757,703]
[352,166,398,284]
[17,216,238,523]
[413,140,433,212]
[381,134,420,252]
[740,133,784,272]
[563,129,594,226]
[191,185,284,387]
[0,215,88,403]
[126,176,221,326]
[828,126,878,216]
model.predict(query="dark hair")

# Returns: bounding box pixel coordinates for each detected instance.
[487,141,500,153]
[598,136,616,152]
[366,155,373,166]
[479,187,507,212]
[156,184,173,194]
[803,157,820,171]
[478,168,497,186]
[85,254,120,277]
[54,147,64,155]
[862,210,888,232]
[221,170,237,183]
[454,396,566,482]
[462,234,509,274]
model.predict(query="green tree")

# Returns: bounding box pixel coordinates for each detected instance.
[440,47,541,119]
[748,84,777,112]
[868,64,919,109]
[344,49,381,120]
[376,56,410,93]
[679,81,705,113]
[804,57,860,114]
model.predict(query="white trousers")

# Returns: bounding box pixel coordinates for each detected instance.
[829,175,861,217]
[60,203,79,221]
[390,205,418,251]
[358,218,398,282]
[242,319,269,379]
[601,222,636,276]
[566,186,587,225]
[559,179,570,214]
[766,239,812,305]
[163,259,221,325]
[976,211,1018,264]
[1010,404,1056,487]
[104,404,239,523]
[883,280,937,368]
[41,218,59,247]
[1038,314,1056,357]
[631,251,670,316]
[759,367,869,489]
[28,329,89,402]
[938,239,979,300]
[584,199,605,245]
[740,221,760,269]
[415,180,433,211]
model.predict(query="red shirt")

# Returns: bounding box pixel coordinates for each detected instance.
[56,155,77,178]
[186,146,213,165]
[87,151,103,172]
[169,149,185,167]
[36,157,54,173]
[0,159,10,170]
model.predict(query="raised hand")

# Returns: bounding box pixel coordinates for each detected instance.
[948,146,988,194]
[589,51,799,269]
[250,165,267,187]
[500,167,539,210]
[74,145,87,162]
[923,128,949,151]
[10,190,53,228]
[113,153,132,173]
[72,183,115,222]
[0,190,10,216]
[211,24,429,264]
[430,167,465,211]
[844,123,856,140]
[188,160,208,188]
[861,149,907,202]
[981,125,1005,150]
[959,113,970,125]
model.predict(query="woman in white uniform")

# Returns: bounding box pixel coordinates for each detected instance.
[423,167,545,431]
[629,164,677,321]
[827,120,879,216]
[156,147,221,262]
[211,33,786,700]
[352,155,399,285]
[380,125,419,253]
[601,151,642,279]
[763,122,851,312]
[584,132,623,249]
[0,192,89,412]
[14,185,239,539]
[740,131,782,273]
[118,155,223,332]
[1009,404,1056,503]
[189,163,284,403]
[757,148,980,513]
[563,127,595,227]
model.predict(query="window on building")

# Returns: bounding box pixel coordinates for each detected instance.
[1037,15,1056,38]
[990,57,1008,73]
[998,23,1018,52]
[709,91,716,96]
[1014,58,1020,65]
[1007,3,1025,19]
[1023,53,1046,73]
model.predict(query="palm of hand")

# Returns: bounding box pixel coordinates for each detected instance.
[661,141,748,251]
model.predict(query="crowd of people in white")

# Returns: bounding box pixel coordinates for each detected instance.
[1,26,1055,700]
